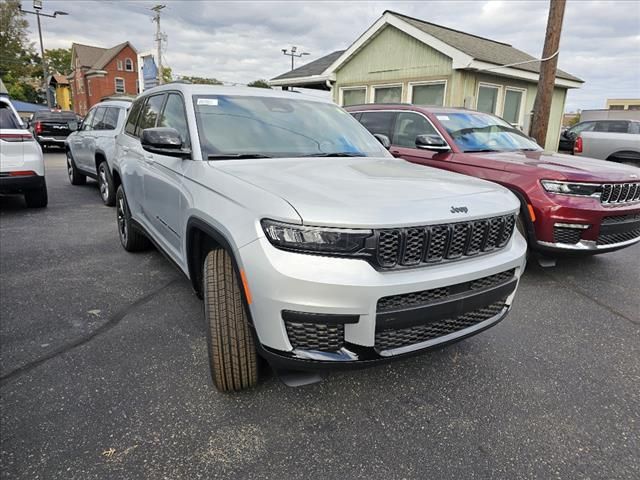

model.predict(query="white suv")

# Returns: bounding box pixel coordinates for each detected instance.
[65,99,131,205]
[0,97,47,208]
[113,84,527,391]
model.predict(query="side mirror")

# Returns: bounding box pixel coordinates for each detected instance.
[141,127,191,158]
[68,121,78,132]
[373,133,391,150]
[415,134,449,151]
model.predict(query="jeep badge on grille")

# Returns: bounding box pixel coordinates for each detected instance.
[450,206,468,214]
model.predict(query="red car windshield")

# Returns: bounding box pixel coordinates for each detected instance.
[436,112,541,152]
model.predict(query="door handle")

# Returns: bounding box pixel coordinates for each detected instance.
[144,154,154,163]
[121,146,129,153]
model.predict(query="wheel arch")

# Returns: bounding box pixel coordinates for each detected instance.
[185,217,240,298]
[94,150,108,171]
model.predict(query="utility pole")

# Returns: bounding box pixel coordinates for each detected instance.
[530,0,566,148]
[20,0,69,107]
[151,5,166,85]
[281,46,310,71]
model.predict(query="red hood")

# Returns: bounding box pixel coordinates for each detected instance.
[471,150,640,183]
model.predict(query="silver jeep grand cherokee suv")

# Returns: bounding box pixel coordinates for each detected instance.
[113,84,527,391]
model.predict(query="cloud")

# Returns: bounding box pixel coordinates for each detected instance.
[25,0,640,110]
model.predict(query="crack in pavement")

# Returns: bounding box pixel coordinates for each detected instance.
[0,278,181,387]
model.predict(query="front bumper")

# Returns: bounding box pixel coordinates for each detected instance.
[0,174,45,194]
[530,191,640,254]
[239,232,527,368]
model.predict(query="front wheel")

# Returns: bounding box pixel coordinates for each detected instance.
[204,249,258,392]
[97,161,116,206]
[66,150,86,185]
[115,186,150,251]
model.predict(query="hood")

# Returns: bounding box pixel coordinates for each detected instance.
[475,150,640,182]
[213,157,519,228]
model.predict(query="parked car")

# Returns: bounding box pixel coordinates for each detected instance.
[559,119,640,152]
[113,85,527,391]
[574,130,640,167]
[347,104,640,258]
[65,99,131,205]
[29,109,78,150]
[0,97,48,208]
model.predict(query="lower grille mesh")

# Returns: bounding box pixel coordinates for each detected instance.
[375,299,507,351]
[284,321,344,352]
[597,228,640,246]
[554,227,582,244]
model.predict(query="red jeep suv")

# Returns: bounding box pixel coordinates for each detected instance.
[347,104,640,257]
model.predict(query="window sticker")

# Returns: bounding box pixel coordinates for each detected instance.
[197,98,219,106]
[436,115,450,121]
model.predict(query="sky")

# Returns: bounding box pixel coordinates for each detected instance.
[23,0,640,112]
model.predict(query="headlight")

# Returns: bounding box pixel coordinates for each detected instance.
[540,180,600,197]
[261,219,372,254]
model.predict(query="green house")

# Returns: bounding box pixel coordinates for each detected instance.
[270,10,583,151]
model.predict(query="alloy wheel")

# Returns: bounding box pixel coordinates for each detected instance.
[99,165,109,201]
[117,196,128,243]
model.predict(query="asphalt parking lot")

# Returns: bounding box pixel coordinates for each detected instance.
[1,152,639,479]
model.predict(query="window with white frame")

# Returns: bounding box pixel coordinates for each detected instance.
[125,58,134,71]
[477,83,501,114]
[88,79,92,97]
[115,77,125,94]
[372,84,402,104]
[340,87,366,107]
[503,87,525,125]
[410,81,446,106]
[117,60,123,71]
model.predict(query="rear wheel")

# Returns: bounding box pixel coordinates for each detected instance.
[115,186,150,251]
[24,182,48,208]
[66,150,86,185]
[97,161,116,206]
[203,249,258,392]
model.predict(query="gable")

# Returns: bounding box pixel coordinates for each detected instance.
[336,25,452,84]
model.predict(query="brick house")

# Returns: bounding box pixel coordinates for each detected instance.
[69,42,138,115]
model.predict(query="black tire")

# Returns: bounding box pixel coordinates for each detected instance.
[97,161,116,206]
[66,150,86,185]
[203,249,258,392]
[24,183,48,208]
[115,186,150,251]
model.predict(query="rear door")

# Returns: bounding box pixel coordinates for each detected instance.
[91,107,120,172]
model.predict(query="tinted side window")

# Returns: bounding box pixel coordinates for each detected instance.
[392,112,438,148]
[569,121,594,136]
[135,94,166,136]
[158,94,190,146]
[629,122,640,134]
[100,107,119,130]
[82,108,97,131]
[359,112,395,139]
[125,99,144,136]
[91,107,107,130]
[595,121,629,133]
[0,103,20,129]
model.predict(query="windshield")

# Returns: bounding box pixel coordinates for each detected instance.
[193,95,390,159]
[436,112,541,152]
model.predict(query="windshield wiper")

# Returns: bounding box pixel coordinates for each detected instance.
[302,152,364,157]
[464,148,501,153]
[207,153,272,160]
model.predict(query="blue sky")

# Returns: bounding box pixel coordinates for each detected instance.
[24,0,640,111]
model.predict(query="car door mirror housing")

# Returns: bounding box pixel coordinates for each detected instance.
[141,127,191,158]
[68,121,78,132]
[373,133,391,150]
[415,134,449,151]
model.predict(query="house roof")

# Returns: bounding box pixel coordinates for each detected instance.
[49,74,69,85]
[387,11,581,82]
[71,41,137,70]
[271,50,345,82]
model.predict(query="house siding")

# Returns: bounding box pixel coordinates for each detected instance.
[333,26,567,151]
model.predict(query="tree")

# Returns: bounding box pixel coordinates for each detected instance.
[179,75,223,85]
[46,48,72,75]
[0,0,44,102]
[161,66,173,84]
[247,79,271,89]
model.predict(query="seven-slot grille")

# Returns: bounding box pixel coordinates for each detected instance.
[375,215,516,269]
[600,183,640,204]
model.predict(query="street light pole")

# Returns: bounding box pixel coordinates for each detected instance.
[19,1,69,108]
[281,46,310,71]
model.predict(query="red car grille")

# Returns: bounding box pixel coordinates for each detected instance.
[600,183,640,204]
